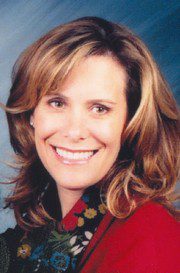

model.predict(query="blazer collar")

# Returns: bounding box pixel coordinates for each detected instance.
[77,211,115,270]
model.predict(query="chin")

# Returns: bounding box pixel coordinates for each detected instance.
[55,178,97,191]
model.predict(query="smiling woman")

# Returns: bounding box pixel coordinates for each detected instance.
[30,55,127,215]
[0,17,179,273]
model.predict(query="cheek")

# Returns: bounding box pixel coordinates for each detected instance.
[34,114,59,140]
[92,118,125,148]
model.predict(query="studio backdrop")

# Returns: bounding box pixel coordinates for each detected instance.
[0,0,179,231]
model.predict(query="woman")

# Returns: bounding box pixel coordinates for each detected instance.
[0,16,179,273]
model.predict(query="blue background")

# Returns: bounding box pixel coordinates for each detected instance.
[0,0,179,231]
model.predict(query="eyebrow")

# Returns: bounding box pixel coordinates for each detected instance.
[46,92,117,105]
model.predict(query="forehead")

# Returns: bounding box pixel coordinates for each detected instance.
[46,55,127,99]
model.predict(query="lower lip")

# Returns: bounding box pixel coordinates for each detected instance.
[52,147,98,165]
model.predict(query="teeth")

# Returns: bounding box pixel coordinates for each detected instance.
[55,148,94,160]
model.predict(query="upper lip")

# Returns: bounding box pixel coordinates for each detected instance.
[53,146,99,153]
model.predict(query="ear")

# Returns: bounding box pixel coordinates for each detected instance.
[30,115,34,127]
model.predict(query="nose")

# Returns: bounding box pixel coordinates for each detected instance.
[62,110,88,142]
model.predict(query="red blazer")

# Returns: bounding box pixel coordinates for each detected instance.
[78,202,179,273]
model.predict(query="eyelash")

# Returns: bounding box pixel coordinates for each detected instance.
[92,105,110,114]
[49,99,64,108]
[48,99,110,114]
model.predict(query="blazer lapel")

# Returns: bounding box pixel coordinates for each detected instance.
[77,211,115,271]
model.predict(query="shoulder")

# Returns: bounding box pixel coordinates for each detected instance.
[132,201,178,222]
[107,202,179,272]
[110,201,179,244]
[80,202,179,272]
[0,225,25,273]
[129,201,178,227]
[0,224,51,273]
[0,225,24,245]
[112,201,179,231]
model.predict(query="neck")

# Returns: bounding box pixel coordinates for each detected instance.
[57,186,85,218]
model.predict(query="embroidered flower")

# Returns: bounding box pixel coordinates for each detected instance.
[50,251,70,271]
[82,240,89,246]
[16,188,106,272]
[17,244,31,259]
[77,217,84,227]
[74,199,87,213]
[29,244,45,261]
[84,208,97,219]
[85,231,93,240]
[71,244,80,252]
[68,199,87,218]
[69,235,77,246]
[74,246,85,255]
[82,194,90,202]
[98,203,107,214]
[62,214,78,231]
[71,245,85,256]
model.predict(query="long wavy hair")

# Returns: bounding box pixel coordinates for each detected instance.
[1,16,179,231]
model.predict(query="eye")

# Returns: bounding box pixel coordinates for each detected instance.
[48,99,65,108]
[92,105,110,114]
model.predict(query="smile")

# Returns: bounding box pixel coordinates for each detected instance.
[53,146,99,164]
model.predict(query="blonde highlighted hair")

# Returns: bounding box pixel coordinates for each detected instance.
[1,16,179,230]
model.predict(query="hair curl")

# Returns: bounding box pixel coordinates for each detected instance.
[1,16,179,230]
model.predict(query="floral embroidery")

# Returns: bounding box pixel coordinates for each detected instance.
[77,217,84,227]
[82,194,90,203]
[17,187,106,272]
[69,235,77,246]
[98,203,107,214]
[85,231,93,240]
[73,199,87,213]
[50,251,70,271]
[84,208,97,219]
[29,244,45,260]
[17,244,31,259]
[61,214,78,231]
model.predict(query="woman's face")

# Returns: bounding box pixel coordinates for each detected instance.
[31,55,127,192]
